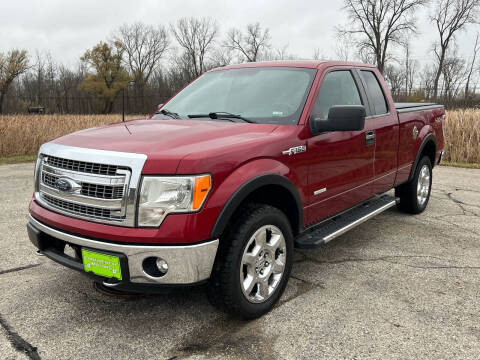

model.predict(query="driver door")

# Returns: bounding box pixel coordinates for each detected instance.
[306,69,375,225]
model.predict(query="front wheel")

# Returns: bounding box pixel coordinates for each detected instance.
[207,204,293,319]
[395,156,432,214]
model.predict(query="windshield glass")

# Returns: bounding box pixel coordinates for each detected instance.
[153,67,317,125]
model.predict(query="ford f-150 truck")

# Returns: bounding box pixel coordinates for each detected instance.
[27,60,445,319]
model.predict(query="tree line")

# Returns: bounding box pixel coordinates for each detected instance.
[1,0,479,115]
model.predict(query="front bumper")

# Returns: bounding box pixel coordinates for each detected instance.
[27,215,219,287]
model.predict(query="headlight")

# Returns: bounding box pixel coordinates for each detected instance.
[34,154,43,192]
[138,175,212,227]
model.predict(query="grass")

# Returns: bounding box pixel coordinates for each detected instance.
[0,110,479,167]
[0,154,37,165]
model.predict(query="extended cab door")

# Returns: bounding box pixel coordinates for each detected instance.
[357,69,400,194]
[305,68,375,225]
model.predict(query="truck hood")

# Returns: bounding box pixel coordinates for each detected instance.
[52,119,279,174]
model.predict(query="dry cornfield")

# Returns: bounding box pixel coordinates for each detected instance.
[0,114,144,158]
[443,109,480,164]
[0,110,479,163]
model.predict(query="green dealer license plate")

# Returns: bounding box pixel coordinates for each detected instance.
[82,249,122,280]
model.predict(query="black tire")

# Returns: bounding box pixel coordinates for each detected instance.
[395,156,432,214]
[206,203,293,319]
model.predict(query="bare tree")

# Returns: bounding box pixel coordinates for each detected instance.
[384,65,405,96]
[312,48,325,60]
[0,49,29,113]
[114,23,169,111]
[420,65,436,99]
[403,41,418,95]
[32,51,47,106]
[262,44,299,61]
[43,54,61,112]
[17,51,89,114]
[209,48,233,68]
[274,44,291,60]
[114,23,169,84]
[431,0,480,99]
[57,65,80,113]
[339,0,427,74]
[441,49,467,100]
[335,33,356,61]
[464,32,480,99]
[224,23,271,62]
[358,46,377,64]
[171,17,218,79]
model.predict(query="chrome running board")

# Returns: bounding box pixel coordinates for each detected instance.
[295,195,397,249]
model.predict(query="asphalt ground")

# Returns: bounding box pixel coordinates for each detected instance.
[0,163,479,359]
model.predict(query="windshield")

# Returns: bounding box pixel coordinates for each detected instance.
[153,67,317,125]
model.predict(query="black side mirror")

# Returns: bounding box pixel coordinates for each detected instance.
[311,105,366,134]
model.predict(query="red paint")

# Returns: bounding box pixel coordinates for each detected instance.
[30,61,445,244]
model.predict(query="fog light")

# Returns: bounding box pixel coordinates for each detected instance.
[156,258,168,274]
[142,256,168,278]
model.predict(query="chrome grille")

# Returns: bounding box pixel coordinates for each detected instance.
[82,182,124,199]
[42,172,124,199]
[45,155,123,176]
[42,194,112,219]
[34,143,147,227]
[42,172,57,188]
[37,153,131,223]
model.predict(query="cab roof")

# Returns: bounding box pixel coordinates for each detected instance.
[211,60,376,71]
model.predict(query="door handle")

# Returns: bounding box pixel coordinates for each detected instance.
[365,130,375,146]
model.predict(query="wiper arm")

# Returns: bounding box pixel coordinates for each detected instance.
[187,114,236,122]
[188,112,256,123]
[156,108,180,119]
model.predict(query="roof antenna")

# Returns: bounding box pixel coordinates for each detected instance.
[122,81,135,122]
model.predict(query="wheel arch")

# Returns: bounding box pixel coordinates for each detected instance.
[408,133,436,182]
[210,174,304,239]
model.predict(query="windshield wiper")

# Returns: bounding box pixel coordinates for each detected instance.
[156,108,180,119]
[187,112,256,123]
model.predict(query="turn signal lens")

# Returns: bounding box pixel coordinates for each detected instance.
[193,175,212,210]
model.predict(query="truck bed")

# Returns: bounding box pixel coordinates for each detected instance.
[395,102,443,113]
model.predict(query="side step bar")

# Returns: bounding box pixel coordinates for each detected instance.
[295,194,397,249]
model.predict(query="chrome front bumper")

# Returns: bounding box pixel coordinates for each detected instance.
[27,215,219,285]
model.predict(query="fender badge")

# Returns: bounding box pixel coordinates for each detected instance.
[413,126,419,140]
[282,145,306,156]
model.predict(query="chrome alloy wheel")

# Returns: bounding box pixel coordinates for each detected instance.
[417,164,431,206]
[240,225,287,303]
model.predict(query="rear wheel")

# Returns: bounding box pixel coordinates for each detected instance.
[207,204,293,319]
[395,156,432,214]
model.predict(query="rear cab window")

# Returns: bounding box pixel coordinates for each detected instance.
[359,70,388,116]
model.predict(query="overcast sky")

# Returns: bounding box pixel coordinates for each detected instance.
[1,0,478,69]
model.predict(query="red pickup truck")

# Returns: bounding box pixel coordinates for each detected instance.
[27,61,445,318]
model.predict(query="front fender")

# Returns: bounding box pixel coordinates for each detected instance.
[206,158,304,238]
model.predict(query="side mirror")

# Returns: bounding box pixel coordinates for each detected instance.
[311,105,366,134]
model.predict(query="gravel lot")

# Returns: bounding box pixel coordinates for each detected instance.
[0,163,479,360]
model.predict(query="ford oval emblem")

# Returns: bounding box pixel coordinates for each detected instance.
[55,178,76,193]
